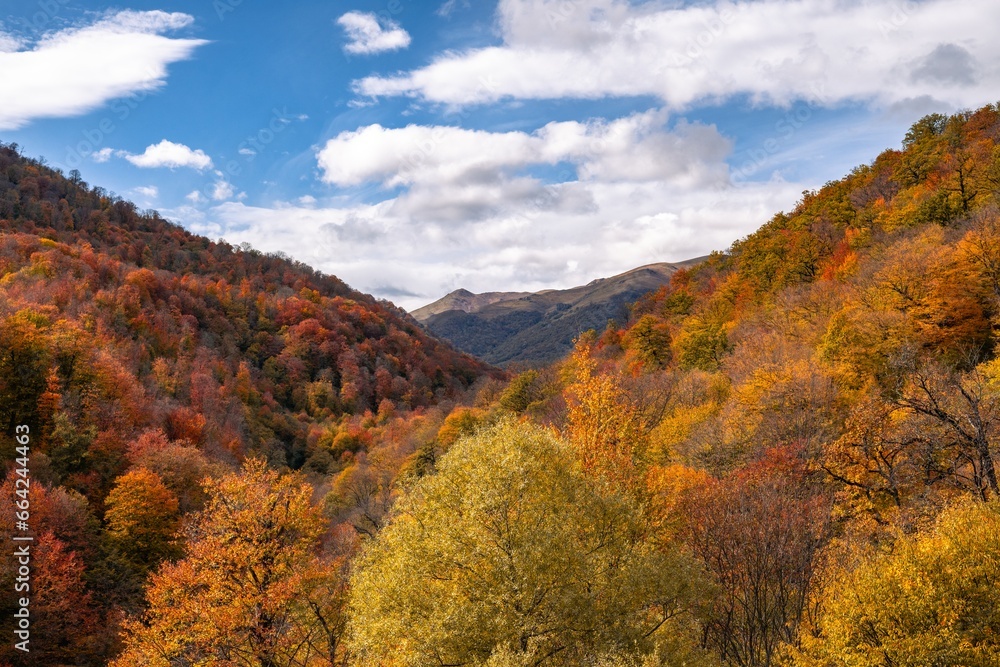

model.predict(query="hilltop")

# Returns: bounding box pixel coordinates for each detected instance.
[413,259,707,366]
[0,142,495,478]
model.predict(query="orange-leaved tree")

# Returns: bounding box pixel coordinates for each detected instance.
[113,459,349,667]
[564,340,649,491]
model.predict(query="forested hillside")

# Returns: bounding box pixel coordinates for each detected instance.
[460,103,1000,666]
[3,104,1000,667]
[0,142,494,665]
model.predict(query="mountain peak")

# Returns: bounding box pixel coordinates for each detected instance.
[415,258,708,366]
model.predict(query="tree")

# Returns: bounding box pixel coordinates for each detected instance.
[497,369,542,414]
[679,449,831,667]
[623,314,673,371]
[126,429,219,513]
[113,460,348,667]
[793,499,1000,667]
[104,467,181,572]
[0,309,51,436]
[347,419,713,667]
[564,343,650,491]
[326,456,395,538]
[896,360,1000,499]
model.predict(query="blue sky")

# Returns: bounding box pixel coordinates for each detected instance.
[1,0,994,309]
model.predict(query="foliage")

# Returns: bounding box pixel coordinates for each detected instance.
[5,104,1000,667]
[792,499,1000,667]
[103,467,181,573]
[678,449,831,667]
[347,419,712,667]
[564,343,650,490]
[113,460,349,667]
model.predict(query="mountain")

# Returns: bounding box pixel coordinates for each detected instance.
[0,142,495,478]
[413,259,708,366]
[411,288,533,321]
[0,142,504,664]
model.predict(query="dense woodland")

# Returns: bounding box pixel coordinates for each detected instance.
[2,104,1000,667]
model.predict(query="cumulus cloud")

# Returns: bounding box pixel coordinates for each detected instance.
[164,107,843,309]
[211,181,235,201]
[174,108,804,310]
[314,110,733,228]
[92,147,114,163]
[353,0,1000,112]
[0,10,207,130]
[123,140,213,170]
[337,11,411,55]
[316,109,731,191]
[134,185,159,199]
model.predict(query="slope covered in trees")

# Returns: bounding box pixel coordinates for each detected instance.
[0,142,492,469]
[5,104,1000,667]
[490,103,1000,665]
[0,142,495,665]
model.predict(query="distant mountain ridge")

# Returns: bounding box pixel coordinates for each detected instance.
[411,288,533,321]
[413,259,707,366]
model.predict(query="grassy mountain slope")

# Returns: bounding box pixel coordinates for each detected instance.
[415,259,707,366]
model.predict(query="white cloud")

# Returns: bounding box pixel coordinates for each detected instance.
[186,190,205,204]
[354,0,1000,113]
[238,147,256,156]
[298,195,317,206]
[313,111,738,234]
[0,10,207,130]
[134,185,159,199]
[0,31,24,53]
[337,11,411,55]
[211,181,235,201]
[92,147,114,163]
[124,140,213,170]
[316,109,731,194]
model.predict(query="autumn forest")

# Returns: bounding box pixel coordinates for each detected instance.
[3,104,1000,666]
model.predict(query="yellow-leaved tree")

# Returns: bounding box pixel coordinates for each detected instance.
[103,467,181,574]
[564,342,649,491]
[113,459,349,667]
[792,499,1000,666]
[347,419,714,667]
